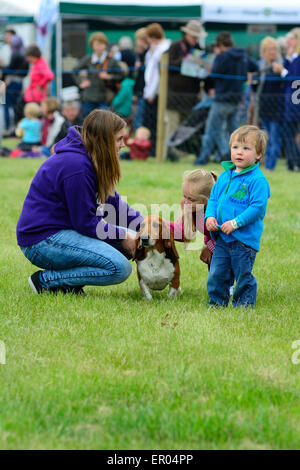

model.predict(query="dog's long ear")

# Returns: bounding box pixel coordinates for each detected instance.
[210,171,218,182]
[164,239,179,264]
[164,230,179,264]
[161,218,179,263]
[134,235,145,261]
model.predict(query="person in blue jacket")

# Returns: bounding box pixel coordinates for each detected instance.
[16,109,143,295]
[205,125,270,308]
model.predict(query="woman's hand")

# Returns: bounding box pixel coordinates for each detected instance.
[121,232,137,258]
[272,62,284,74]
[206,217,218,232]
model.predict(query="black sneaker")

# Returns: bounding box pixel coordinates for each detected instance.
[28,271,58,294]
[60,286,85,295]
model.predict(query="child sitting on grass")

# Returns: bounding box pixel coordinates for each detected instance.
[120,126,152,161]
[15,102,42,152]
[32,97,69,157]
[205,125,270,308]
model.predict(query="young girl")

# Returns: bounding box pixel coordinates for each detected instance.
[16,109,143,295]
[168,169,218,266]
[16,102,41,152]
[33,97,69,157]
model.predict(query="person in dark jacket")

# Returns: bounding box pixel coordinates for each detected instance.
[194,31,258,165]
[165,20,207,160]
[254,36,284,171]
[273,28,300,171]
[2,34,28,133]
[16,109,143,295]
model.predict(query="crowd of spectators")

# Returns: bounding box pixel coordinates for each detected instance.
[1,24,300,170]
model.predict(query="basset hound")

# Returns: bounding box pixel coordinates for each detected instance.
[135,215,180,300]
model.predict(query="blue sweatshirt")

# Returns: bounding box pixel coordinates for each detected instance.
[16,126,143,246]
[205,161,270,251]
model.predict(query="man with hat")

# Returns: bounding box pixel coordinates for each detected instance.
[165,20,207,160]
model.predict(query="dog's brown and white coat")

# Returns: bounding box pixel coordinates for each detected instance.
[135,215,180,300]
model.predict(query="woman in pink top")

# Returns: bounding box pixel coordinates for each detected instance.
[168,169,218,266]
[24,44,54,103]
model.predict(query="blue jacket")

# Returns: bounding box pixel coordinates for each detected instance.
[205,161,270,251]
[212,47,258,104]
[16,126,143,246]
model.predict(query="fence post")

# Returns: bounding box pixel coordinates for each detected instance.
[156,52,169,163]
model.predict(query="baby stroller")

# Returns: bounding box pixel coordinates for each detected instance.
[166,97,212,161]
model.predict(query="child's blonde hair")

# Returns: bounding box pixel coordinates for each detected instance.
[24,102,41,119]
[229,125,268,158]
[181,169,218,244]
[136,126,151,139]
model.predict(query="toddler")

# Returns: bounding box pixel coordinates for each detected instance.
[16,102,41,152]
[168,169,218,266]
[121,126,152,160]
[205,125,270,308]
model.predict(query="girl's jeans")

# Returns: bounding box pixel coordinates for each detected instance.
[20,230,133,289]
[207,237,257,308]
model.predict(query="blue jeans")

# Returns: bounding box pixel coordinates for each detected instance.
[207,237,257,307]
[133,97,145,132]
[20,230,132,289]
[261,119,282,170]
[197,101,240,163]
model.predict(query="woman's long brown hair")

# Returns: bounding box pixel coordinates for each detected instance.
[80,109,126,203]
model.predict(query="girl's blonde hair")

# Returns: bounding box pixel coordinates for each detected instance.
[79,109,126,204]
[229,125,268,157]
[24,102,41,119]
[181,169,218,244]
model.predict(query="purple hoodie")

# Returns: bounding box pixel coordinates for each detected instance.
[16,126,143,246]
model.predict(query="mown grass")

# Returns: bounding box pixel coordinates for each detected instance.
[0,149,299,450]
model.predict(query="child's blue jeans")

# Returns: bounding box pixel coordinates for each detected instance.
[207,237,257,308]
[20,229,133,290]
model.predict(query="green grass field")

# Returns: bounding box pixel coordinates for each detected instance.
[0,146,299,450]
